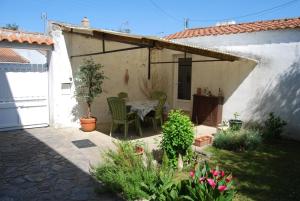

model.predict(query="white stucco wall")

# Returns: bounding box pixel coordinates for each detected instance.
[173,29,300,139]
[48,28,78,128]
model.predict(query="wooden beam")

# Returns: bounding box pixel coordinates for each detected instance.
[148,48,151,80]
[150,59,226,64]
[102,35,105,52]
[71,46,147,58]
[93,31,154,48]
[59,25,241,61]
[153,40,239,61]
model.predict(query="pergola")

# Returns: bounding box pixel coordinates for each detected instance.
[55,23,250,79]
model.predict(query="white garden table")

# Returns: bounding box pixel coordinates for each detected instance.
[126,100,158,120]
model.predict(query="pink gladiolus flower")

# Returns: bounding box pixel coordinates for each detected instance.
[190,171,195,178]
[218,185,227,192]
[213,171,219,177]
[207,178,216,189]
[226,175,232,183]
[220,171,225,177]
[210,170,219,177]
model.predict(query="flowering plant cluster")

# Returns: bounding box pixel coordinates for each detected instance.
[181,162,235,201]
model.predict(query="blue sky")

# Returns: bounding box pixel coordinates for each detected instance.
[0,0,299,36]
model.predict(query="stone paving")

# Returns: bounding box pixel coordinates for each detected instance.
[0,128,122,201]
[0,125,215,201]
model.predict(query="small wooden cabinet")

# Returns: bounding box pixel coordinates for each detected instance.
[192,94,223,127]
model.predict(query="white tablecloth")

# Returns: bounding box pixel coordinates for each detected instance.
[126,100,158,120]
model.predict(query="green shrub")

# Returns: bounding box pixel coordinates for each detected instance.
[91,141,157,200]
[92,141,238,201]
[92,141,181,201]
[161,110,195,167]
[213,128,262,151]
[263,112,287,140]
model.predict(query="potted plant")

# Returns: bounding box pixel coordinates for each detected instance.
[75,58,106,132]
[134,141,144,155]
[229,112,243,130]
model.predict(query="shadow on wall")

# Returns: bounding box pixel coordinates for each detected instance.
[222,60,257,104]
[71,99,86,122]
[192,58,257,105]
[250,58,300,139]
[0,64,20,130]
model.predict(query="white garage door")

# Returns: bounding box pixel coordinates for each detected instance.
[0,63,49,131]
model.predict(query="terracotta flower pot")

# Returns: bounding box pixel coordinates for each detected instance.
[135,146,144,155]
[80,117,97,132]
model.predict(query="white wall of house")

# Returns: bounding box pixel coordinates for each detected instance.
[173,29,300,139]
[48,28,78,128]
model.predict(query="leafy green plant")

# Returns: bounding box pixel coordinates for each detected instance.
[141,169,180,201]
[75,58,106,118]
[233,112,240,120]
[180,162,235,201]
[213,128,262,151]
[263,112,287,140]
[91,141,157,200]
[161,110,195,168]
[229,112,243,131]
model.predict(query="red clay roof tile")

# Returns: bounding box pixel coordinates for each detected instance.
[0,48,29,63]
[165,17,300,40]
[0,29,53,45]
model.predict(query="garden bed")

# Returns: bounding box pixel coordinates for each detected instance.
[205,139,300,201]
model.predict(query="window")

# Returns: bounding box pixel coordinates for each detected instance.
[177,58,192,100]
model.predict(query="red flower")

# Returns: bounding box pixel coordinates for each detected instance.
[220,170,225,177]
[226,175,232,183]
[211,170,219,177]
[190,171,195,178]
[207,178,216,189]
[218,185,227,192]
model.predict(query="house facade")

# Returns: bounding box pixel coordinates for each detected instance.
[166,17,300,139]
[1,22,252,132]
[47,20,255,130]
[1,17,299,140]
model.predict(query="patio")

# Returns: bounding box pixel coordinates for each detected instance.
[0,127,120,201]
[0,125,215,200]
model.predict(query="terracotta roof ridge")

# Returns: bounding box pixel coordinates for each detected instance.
[186,16,300,31]
[0,28,53,45]
[165,16,300,39]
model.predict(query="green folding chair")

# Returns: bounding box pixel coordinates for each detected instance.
[145,96,167,130]
[107,97,142,138]
[150,91,167,100]
[118,92,128,100]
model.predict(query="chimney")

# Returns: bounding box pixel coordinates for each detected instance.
[81,17,90,28]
